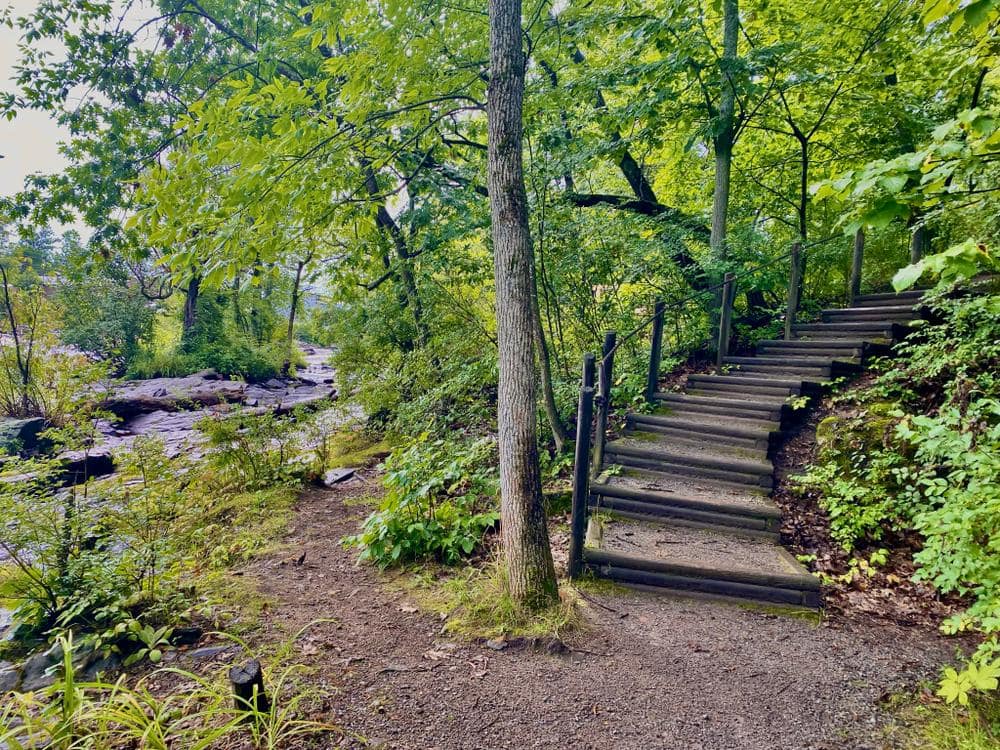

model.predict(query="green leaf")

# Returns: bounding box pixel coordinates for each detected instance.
[892,262,925,291]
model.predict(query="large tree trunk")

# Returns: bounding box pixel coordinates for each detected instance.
[488,0,559,609]
[710,0,739,262]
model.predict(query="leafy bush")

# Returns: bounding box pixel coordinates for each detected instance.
[56,276,156,370]
[794,283,1000,703]
[128,291,286,381]
[345,435,499,567]
[197,408,312,491]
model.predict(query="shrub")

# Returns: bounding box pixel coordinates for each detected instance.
[794,284,1000,703]
[56,276,156,370]
[345,435,499,567]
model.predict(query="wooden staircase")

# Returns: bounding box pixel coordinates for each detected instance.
[575,289,925,609]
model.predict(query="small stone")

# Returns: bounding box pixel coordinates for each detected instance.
[171,626,204,646]
[485,639,507,651]
[189,645,232,661]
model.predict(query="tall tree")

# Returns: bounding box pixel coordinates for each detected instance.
[487,0,559,608]
[710,0,740,262]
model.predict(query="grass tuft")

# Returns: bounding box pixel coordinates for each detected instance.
[393,561,582,641]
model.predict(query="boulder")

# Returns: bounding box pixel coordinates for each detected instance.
[18,640,100,692]
[60,446,116,483]
[0,417,47,454]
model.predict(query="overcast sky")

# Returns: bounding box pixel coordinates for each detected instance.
[1,0,72,202]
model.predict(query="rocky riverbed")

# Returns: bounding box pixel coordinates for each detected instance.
[77,345,339,476]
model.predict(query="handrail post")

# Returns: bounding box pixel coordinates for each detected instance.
[716,272,735,367]
[568,356,596,579]
[592,331,617,477]
[848,228,864,306]
[645,300,666,404]
[784,242,803,341]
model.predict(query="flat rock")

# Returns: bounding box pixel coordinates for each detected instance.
[190,645,234,661]
[323,468,356,486]
[99,375,247,420]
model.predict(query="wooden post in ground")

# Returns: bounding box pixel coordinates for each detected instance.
[592,331,617,476]
[568,357,595,579]
[849,229,864,306]
[716,273,735,367]
[230,659,270,715]
[784,242,803,341]
[645,300,666,404]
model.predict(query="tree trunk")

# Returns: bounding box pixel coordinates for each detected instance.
[182,274,201,335]
[283,259,306,376]
[488,0,559,609]
[710,0,739,262]
[530,256,569,452]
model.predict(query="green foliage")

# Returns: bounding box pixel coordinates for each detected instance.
[795,286,1000,696]
[893,240,1000,292]
[399,563,580,640]
[0,632,337,749]
[0,408,315,659]
[345,435,499,567]
[127,288,291,382]
[197,409,309,491]
[56,273,156,371]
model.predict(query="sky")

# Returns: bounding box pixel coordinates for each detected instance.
[0,0,72,202]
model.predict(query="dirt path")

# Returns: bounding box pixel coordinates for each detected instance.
[240,477,954,750]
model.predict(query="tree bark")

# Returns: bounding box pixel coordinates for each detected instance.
[488,0,559,609]
[530,255,569,452]
[283,258,308,376]
[710,0,739,262]
[182,274,201,335]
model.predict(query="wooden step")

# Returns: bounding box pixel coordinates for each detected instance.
[592,471,781,535]
[723,363,831,380]
[756,344,861,360]
[826,304,917,317]
[853,290,924,307]
[793,321,897,335]
[821,308,917,324]
[756,338,866,351]
[653,392,786,422]
[627,412,774,451]
[687,374,801,398]
[583,519,820,608]
[605,434,773,489]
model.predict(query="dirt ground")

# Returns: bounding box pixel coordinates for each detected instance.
[218,476,960,750]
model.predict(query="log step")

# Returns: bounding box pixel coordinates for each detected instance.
[653,392,786,422]
[626,412,774,451]
[605,434,773,488]
[583,519,820,608]
[853,290,925,307]
[592,472,781,535]
[687,374,801,398]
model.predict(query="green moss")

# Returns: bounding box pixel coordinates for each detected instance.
[323,429,392,469]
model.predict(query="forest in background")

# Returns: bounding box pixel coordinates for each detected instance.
[1,0,1000,746]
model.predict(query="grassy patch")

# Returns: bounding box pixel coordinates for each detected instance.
[890,695,1000,749]
[323,429,392,469]
[391,562,582,640]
